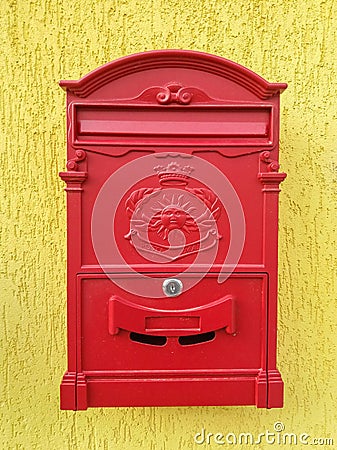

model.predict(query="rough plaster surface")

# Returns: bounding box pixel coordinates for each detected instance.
[1,0,336,449]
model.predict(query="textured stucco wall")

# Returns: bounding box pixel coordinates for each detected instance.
[1,1,336,449]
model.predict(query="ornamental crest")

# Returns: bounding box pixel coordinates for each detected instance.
[124,162,222,262]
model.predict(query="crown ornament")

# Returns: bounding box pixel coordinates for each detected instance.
[154,162,194,186]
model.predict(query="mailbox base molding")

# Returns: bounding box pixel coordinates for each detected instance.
[60,370,283,410]
[60,372,77,410]
[256,369,284,409]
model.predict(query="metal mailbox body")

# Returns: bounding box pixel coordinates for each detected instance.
[59,50,287,410]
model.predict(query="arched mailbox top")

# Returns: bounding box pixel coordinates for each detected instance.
[59,49,287,100]
[60,50,287,152]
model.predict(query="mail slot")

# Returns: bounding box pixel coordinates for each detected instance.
[59,50,287,410]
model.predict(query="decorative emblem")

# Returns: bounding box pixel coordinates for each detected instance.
[134,82,217,105]
[260,151,280,172]
[66,149,86,171]
[124,162,221,261]
[156,83,193,105]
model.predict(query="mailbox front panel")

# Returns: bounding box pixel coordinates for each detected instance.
[80,273,266,371]
[59,50,286,410]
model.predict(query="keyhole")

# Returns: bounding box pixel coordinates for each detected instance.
[162,278,183,297]
[169,283,176,293]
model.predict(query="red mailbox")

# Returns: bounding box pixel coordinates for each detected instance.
[59,50,287,410]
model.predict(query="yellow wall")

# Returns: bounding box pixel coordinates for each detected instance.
[1,1,336,448]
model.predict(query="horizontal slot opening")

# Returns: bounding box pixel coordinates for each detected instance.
[129,332,167,346]
[74,105,272,146]
[79,120,267,136]
[178,331,216,346]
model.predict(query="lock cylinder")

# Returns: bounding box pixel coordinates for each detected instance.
[162,278,183,297]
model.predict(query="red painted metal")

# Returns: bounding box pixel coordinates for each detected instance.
[59,50,287,410]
